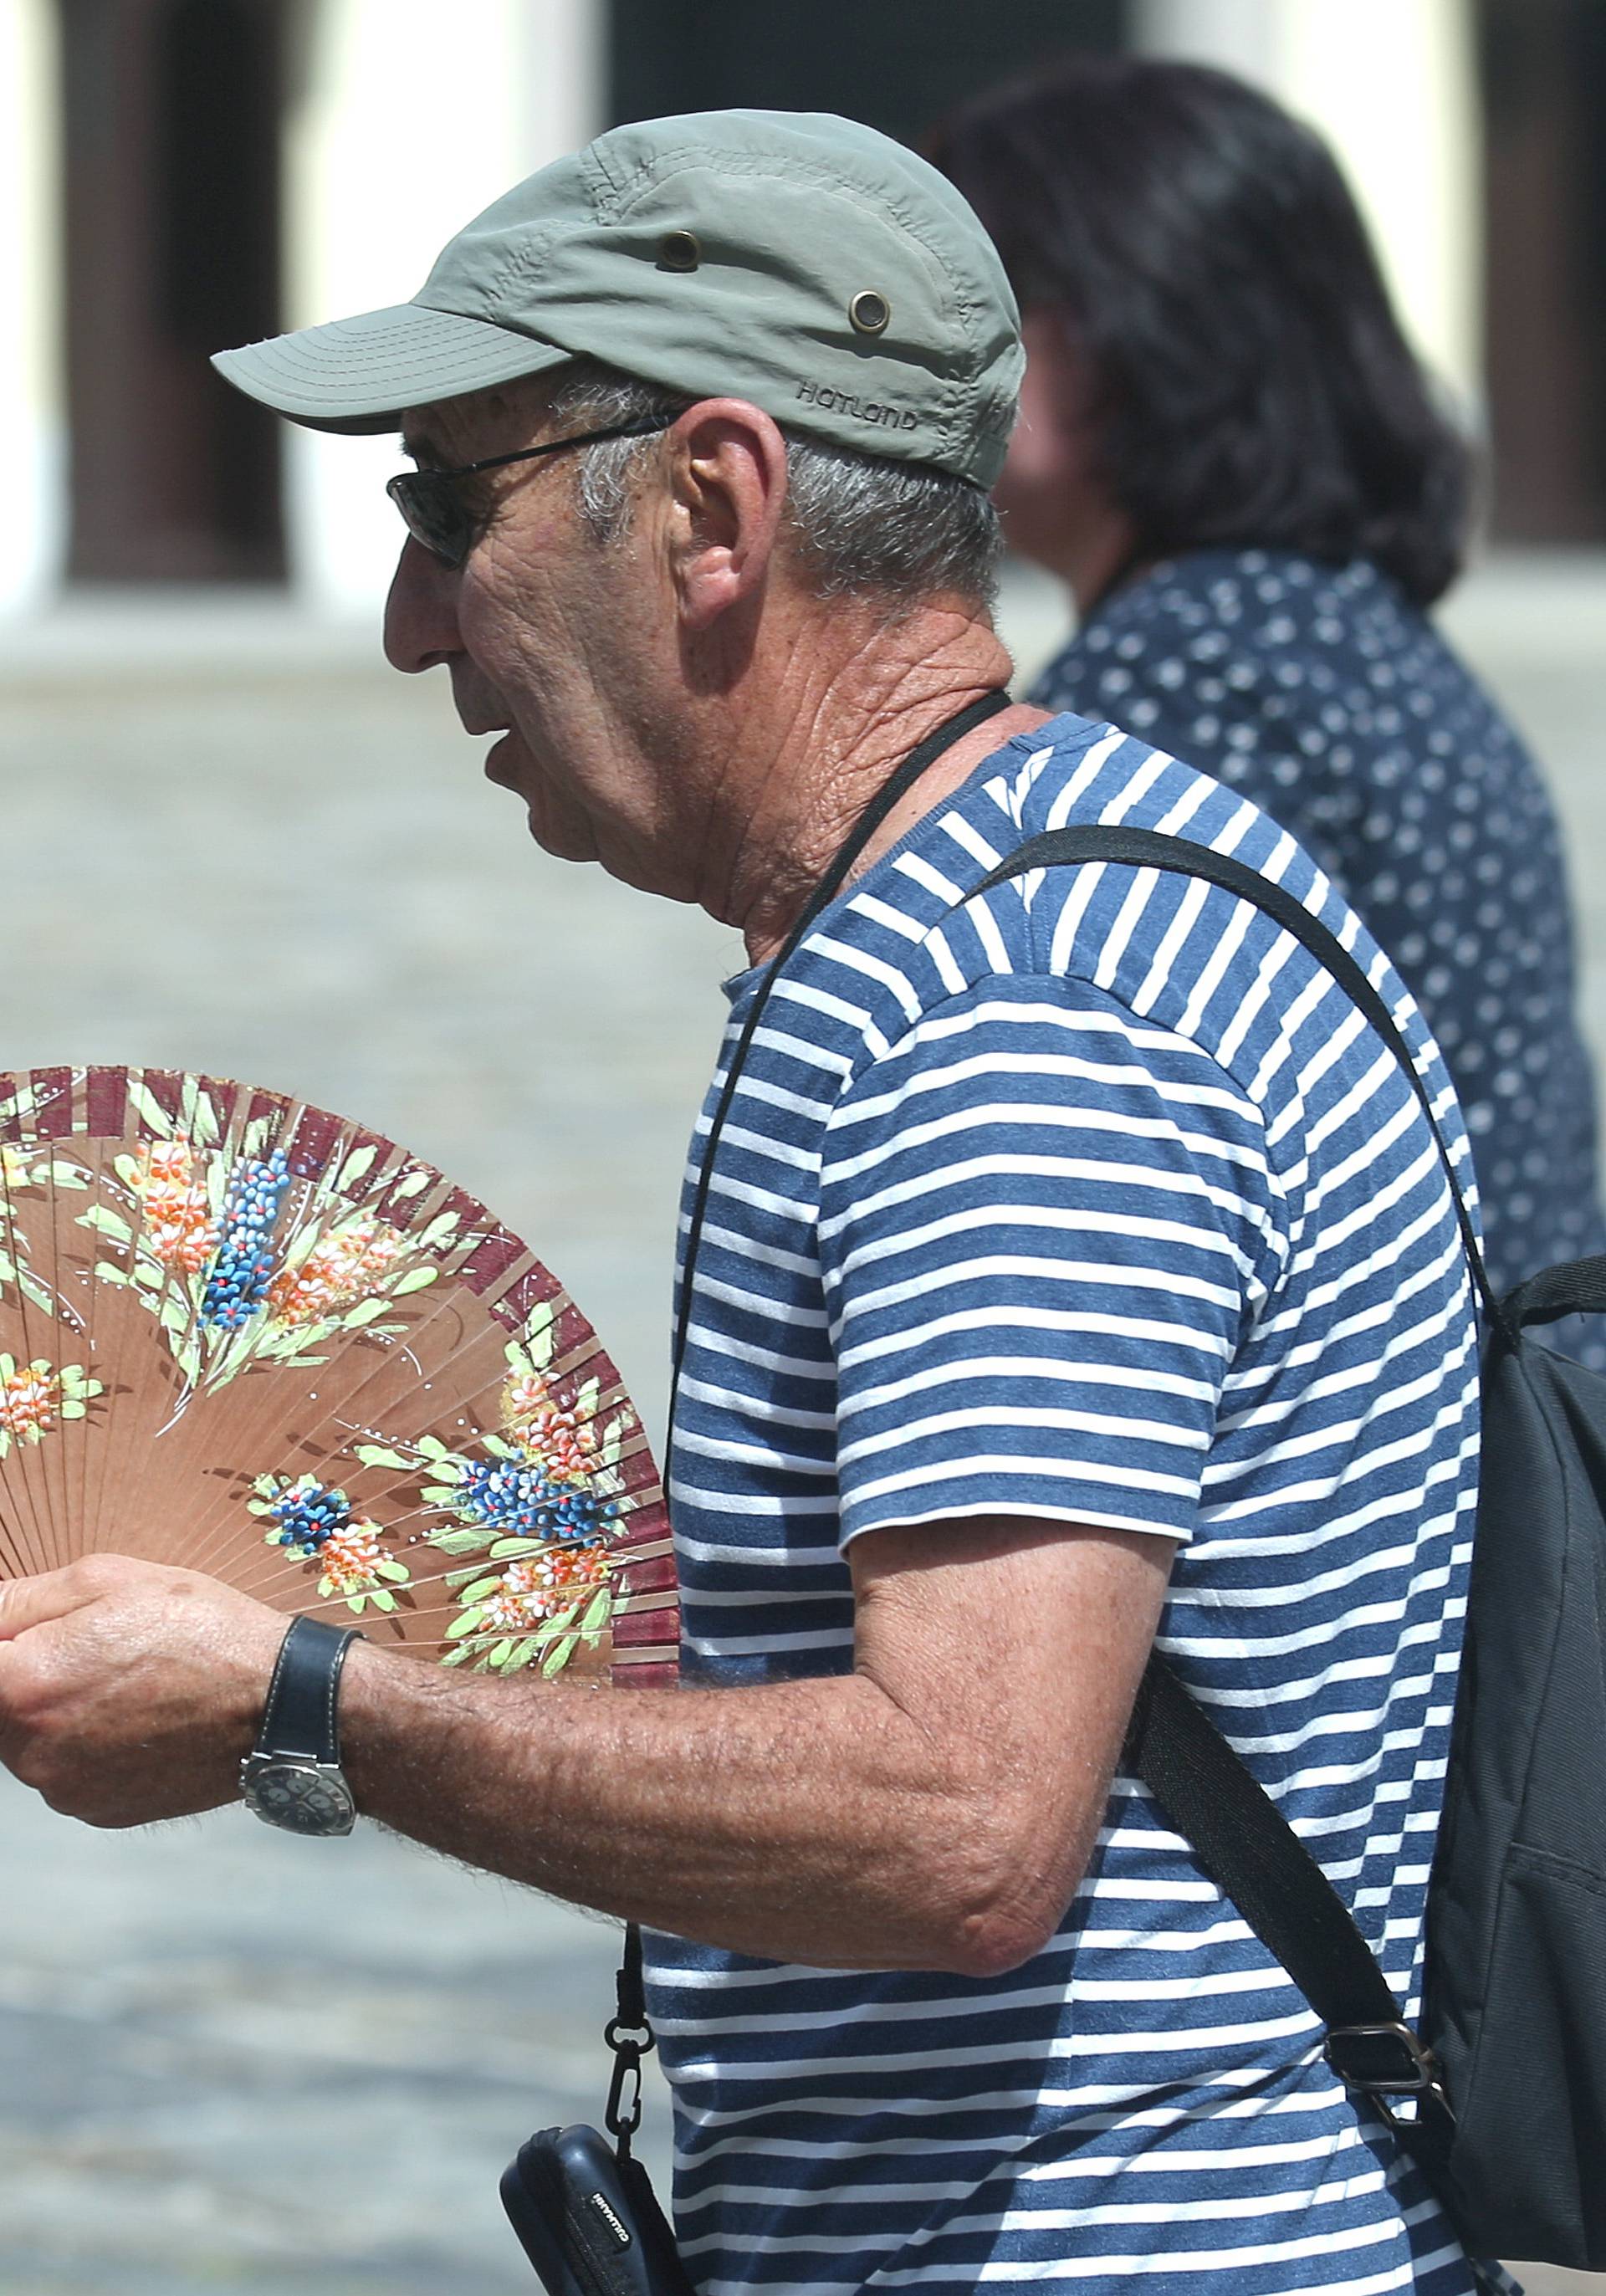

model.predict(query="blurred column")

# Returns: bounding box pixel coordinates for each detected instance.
[1133,0,1482,412]
[281,0,604,616]
[0,0,65,610]
[58,0,288,584]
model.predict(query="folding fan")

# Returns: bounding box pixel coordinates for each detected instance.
[0,1066,678,1688]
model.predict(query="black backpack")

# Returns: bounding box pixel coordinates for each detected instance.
[972,824,1606,2272]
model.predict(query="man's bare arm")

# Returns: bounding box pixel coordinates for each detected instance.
[0,1518,1171,1975]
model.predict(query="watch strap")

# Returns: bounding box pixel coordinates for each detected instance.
[254,1615,361,1765]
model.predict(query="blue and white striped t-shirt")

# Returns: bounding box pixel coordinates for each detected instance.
[648,713,1483,2296]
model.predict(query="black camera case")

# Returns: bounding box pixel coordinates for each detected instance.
[501,2124,698,2296]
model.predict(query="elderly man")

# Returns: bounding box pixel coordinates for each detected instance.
[0,114,1481,2296]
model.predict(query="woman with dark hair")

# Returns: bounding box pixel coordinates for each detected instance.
[932,54,1606,1313]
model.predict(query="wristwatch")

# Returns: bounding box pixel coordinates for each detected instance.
[239,1615,363,1837]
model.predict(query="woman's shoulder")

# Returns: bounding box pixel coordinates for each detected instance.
[1056,549,1414,662]
[1033,548,1516,746]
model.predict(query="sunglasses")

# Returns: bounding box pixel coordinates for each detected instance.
[386,412,677,568]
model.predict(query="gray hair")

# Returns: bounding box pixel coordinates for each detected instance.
[542,361,1002,610]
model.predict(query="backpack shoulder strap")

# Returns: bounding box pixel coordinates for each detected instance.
[1503,1254,1606,1330]
[1124,1659,1454,2145]
[969,822,1466,2143]
[968,822,1504,1335]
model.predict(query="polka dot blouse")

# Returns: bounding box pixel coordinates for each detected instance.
[1031,548,1606,1346]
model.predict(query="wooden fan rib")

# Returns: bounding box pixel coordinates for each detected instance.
[74,1074,163,1558]
[9,1069,89,1573]
[0,1076,81,1574]
[75,1070,136,1552]
[13,1072,79,1572]
[40,1075,106,1576]
[48,1078,151,1566]
[59,1070,96,1568]
[66,1133,114,1566]
[104,1075,248,1560]
[0,1168,49,1574]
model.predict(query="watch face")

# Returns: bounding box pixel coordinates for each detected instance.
[243,1758,356,1838]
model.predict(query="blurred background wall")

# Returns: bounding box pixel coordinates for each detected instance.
[1,0,1603,619]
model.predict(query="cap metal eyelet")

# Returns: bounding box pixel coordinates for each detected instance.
[657,230,700,273]
[848,290,890,336]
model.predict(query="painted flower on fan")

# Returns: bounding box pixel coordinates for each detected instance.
[470,1539,615,1637]
[0,1144,41,1193]
[267,1215,405,1327]
[501,1369,601,1481]
[141,1140,192,1189]
[250,1472,411,1605]
[132,1138,217,1273]
[316,1521,405,1601]
[453,1456,553,1536]
[453,1455,618,1543]
[501,1368,550,1428]
[259,1473,350,1557]
[201,1150,291,1328]
[0,1355,101,1446]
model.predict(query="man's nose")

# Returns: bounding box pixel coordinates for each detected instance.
[384,536,463,674]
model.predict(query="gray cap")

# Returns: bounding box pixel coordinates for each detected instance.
[212,110,1021,488]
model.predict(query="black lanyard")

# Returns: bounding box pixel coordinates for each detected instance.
[666,686,1011,1437]
[606,686,1010,2163]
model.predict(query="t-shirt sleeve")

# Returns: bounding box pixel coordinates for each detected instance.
[817,976,1287,1547]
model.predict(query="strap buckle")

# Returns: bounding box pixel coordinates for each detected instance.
[1324,2022,1449,2131]
[604,2016,657,2155]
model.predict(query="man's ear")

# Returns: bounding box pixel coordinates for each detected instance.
[663,400,789,632]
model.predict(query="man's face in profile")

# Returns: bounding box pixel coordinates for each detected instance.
[382,382,686,892]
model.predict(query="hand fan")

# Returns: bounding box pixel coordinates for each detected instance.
[0,1066,678,1687]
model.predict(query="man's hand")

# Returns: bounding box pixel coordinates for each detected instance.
[0,1557,286,1828]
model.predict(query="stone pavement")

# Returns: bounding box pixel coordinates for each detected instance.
[0,1766,670,2294]
[0,556,1603,2293]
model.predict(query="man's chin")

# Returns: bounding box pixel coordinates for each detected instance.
[483,744,596,864]
[483,733,522,790]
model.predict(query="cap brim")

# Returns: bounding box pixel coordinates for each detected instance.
[211,303,574,434]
